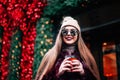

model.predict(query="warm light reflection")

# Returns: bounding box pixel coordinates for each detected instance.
[103,53,117,76]
[105,73,113,77]
[103,42,107,46]
[102,42,118,80]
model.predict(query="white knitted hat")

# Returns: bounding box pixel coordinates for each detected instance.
[61,16,80,31]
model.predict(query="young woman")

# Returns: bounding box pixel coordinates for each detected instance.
[35,16,101,80]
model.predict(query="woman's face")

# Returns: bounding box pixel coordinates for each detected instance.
[61,26,78,45]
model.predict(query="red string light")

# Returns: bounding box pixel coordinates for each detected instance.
[0,27,14,80]
[0,0,46,80]
[20,24,36,80]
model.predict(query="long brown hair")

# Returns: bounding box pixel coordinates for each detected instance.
[35,17,100,80]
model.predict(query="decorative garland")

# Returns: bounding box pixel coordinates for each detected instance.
[0,27,3,78]
[0,27,14,80]
[43,0,90,16]
[8,28,22,80]
[0,27,3,54]
[33,17,53,79]
[0,0,46,80]
[20,24,36,80]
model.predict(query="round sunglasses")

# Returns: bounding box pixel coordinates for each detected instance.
[61,28,78,36]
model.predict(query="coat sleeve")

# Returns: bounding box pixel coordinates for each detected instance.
[81,62,96,80]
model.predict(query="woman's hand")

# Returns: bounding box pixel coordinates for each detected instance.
[71,59,85,75]
[57,58,72,77]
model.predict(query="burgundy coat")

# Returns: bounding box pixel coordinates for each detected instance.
[42,50,96,80]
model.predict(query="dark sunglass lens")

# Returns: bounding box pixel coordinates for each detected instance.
[70,29,77,36]
[62,29,68,36]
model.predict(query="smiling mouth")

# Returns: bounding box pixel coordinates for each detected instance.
[65,37,73,41]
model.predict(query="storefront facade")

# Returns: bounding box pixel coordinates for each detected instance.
[80,1,120,79]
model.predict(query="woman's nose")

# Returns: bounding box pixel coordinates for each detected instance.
[67,31,71,35]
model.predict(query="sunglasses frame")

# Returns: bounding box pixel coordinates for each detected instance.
[61,28,79,36]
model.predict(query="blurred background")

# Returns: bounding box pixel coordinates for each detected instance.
[0,0,120,80]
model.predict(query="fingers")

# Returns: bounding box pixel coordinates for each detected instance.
[71,65,82,71]
[62,67,71,72]
[71,60,85,75]
[71,60,81,66]
[58,58,72,76]
[61,59,72,68]
[72,67,85,75]
[63,60,72,66]
[58,58,85,76]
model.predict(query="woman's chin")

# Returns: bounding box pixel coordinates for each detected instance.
[65,41,74,45]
